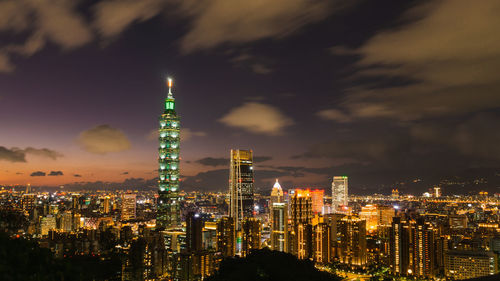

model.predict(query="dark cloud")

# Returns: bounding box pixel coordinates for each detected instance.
[24,147,63,160]
[122,171,129,175]
[77,124,131,154]
[63,177,158,191]
[0,146,62,163]
[195,157,228,167]
[16,172,23,175]
[73,174,82,177]
[30,171,46,177]
[48,171,63,176]
[254,156,272,163]
[0,146,25,162]
[327,0,500,122]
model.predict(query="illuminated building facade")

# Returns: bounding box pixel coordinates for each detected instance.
[314,222,331,263]
[270,179,283,205]
[332,176,348,211]
[121,193,136,221]
[229,149,254,230]
[290,189,313,225]
[271,202,288,252]
[360,204,378,232]
[241,217,261,257]
[390,217,436,278]
[157,78,181,229]
[338,215,367,267]
[445,250,498,280]
[216,217,235,257]
[310,189,324,214]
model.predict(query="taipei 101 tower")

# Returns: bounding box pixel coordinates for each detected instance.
[156,77,181,229]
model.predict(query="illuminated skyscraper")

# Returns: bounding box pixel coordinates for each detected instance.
[157,78,181,229]
[271,202,288,252]
[314,222,331,264]
[270,179,283,206]
[121,193,136,221]
[332,176,348,211]
[229,149,254,230]
[241,217,261,257]
[290,189,313,226]
[338,215,367,267]
[216,217,235,257]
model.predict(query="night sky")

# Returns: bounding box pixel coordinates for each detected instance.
[1,0,500,194]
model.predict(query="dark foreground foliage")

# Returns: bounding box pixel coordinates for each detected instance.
[206,248,341,281]
[0,232,120,281]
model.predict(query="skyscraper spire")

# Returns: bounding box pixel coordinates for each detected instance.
[157,76,181,229]
[167,77,173,98]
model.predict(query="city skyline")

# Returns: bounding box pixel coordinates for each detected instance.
[2,1,500,195]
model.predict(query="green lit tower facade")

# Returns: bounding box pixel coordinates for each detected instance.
[157,78,181,229]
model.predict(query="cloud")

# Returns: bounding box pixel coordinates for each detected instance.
[317,109,352,123]
[0,146,62,162]
[24,147,63,160]
[93,0,167,38]
[73,174,82,177]
[219,102,293,135]
[122,171,129,175]
[77,124,131,154]
[177,0,343,53]
[254,156,272,163]
[0,0,93,72]
[329,0,500,121]
[195,157,228,167]
[0,146,26,162]
[251,63,273,74]
[181,128,207,142]
[48,171,63,176]
[30,171,46,176]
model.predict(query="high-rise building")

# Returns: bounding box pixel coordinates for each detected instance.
[338,215,367,268]
[40,215,57,236]
[332,176,348,211]
[216,217,235,257]
[102,196,110,214]
[390,217,437,278]
[21,193,36,214]
[378,205,395,226]
[296,223,313,260]
[271,202,288,252]
[186,212,203,252]
[270,179,283,206]
[449,214,467,229]
[121,193,136,221]
[434,186,442,197]
[360,204,378,232]
[241,218,261,257]
[157,78,181,229]
[290,189,313,226]
[310,189,324,214]
[229,149,254,230]
[314,222,331,264]
[61,211,73,232]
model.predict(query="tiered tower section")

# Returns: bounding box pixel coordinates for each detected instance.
[157,78,181,229]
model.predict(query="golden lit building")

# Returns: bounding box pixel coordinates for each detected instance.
[241,217,261,257]
[445,250,498,280]
[338,215,367,268]
[121,193,136,221]
[359,205,378,233]
[216,217,235,257]
[314,222,331,263]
